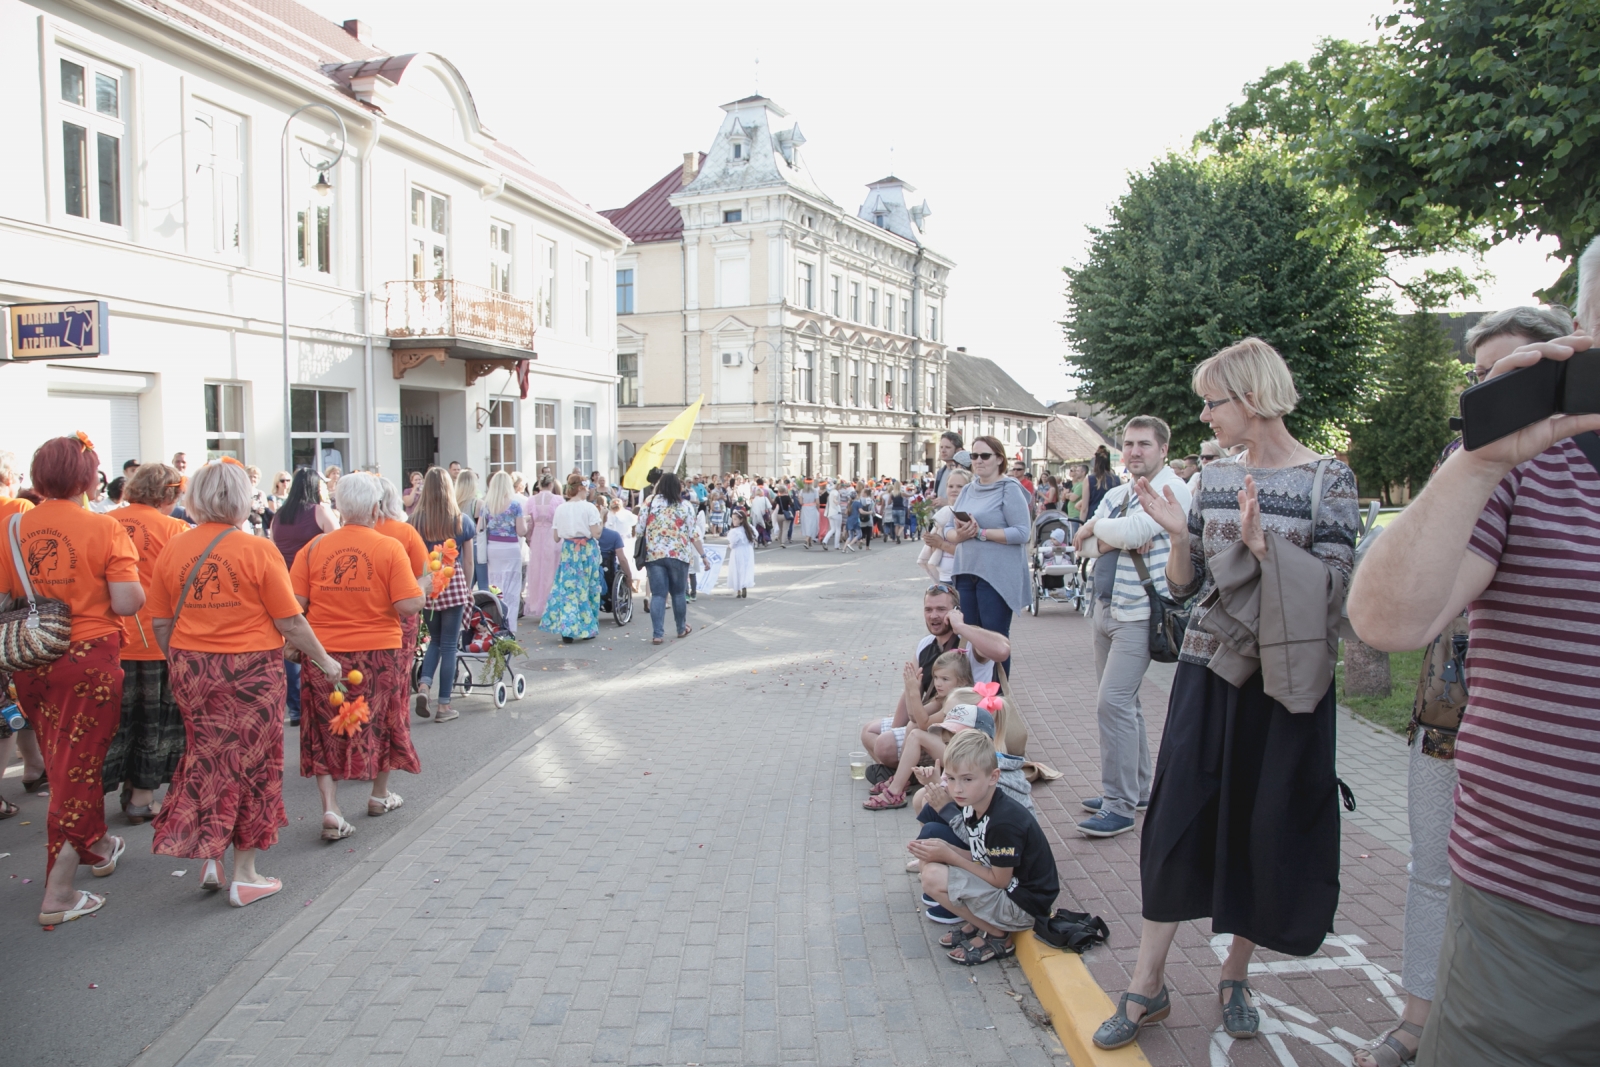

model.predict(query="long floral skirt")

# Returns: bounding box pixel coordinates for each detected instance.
[13,632,124,872]
[299,647,419,781]
[102,659,186,793]
[154,650,289,858]
[540,538,601,639]
[395,613,420,711]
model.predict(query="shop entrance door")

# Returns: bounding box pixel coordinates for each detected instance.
[399,389,439,480]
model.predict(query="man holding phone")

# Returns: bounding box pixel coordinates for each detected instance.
[1349,237,1600,1066]
[1071,416,1190,838]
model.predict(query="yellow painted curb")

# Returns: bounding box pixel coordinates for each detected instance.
[1015,932,1152,1067]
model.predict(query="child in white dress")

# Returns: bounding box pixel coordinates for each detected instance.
[726,511,756,598]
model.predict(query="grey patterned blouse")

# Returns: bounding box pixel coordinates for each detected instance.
[1169,455,1359,666]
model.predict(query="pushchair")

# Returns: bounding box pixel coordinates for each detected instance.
[1027,509,1082,615]
[413,589,528,709]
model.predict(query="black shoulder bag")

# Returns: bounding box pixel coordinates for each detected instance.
[1115,490,1188,663]
[633,495,655,570]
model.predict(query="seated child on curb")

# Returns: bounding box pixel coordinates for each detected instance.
[872,650,974,775]
[865,682,979,811]
[908,730,1059,966]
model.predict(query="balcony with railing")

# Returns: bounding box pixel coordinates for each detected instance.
[385,279,537,383]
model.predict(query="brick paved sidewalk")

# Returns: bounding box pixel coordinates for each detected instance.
[150,548,1066,1067]
[1012,604,1414,1067]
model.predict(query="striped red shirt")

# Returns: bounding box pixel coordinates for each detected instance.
[1463,438,1600,923]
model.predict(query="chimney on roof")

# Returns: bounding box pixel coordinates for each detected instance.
[342,19,369,43]
[681,152,699,187]
[957,346,967,353]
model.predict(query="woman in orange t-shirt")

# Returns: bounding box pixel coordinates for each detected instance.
[290,473,424,841]
[102,462,190,823]
[375,477,428,717]
[0,435,144,927]
[149,460,342,909]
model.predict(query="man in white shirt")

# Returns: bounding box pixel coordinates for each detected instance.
[1071,416,1192,838]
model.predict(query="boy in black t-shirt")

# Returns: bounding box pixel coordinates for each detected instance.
[909,731,1059,965]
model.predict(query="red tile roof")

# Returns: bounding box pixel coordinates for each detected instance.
[601,157,703,244]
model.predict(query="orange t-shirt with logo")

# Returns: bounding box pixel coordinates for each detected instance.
[375,517,428,577]
[116,503,191,661]
[148,524,301,654]
[0,498,139,643]
[290,525,421,653]
[0,496,35,527]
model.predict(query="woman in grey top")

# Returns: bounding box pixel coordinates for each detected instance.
[947,435,1032,678]
[1093,338,1358,1052]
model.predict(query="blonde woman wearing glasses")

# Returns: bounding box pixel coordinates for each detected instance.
[946,435,1031,678]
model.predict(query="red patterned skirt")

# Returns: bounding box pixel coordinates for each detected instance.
[154,649,289,858]
[13,632,124,872]
[299,647,419,780]
[396,613,420,708]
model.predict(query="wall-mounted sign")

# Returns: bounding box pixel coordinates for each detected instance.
[7,300,109,361]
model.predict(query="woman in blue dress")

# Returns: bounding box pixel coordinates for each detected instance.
[539,479,603,644]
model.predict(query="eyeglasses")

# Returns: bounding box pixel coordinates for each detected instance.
[1202,396,1236,411]
[969,451,996,461]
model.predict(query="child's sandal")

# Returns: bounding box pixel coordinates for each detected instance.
[938,924,980,948]
[863,789,907,810]
[947,932,1015,966]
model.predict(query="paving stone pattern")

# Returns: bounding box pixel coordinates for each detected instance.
[170,550,1066,1067]
[1016,604,1414,1067]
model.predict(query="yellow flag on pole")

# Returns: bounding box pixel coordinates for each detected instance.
[622,396,703,489]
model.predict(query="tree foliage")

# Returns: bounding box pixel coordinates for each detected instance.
[1347,312,1468,504]
[1202,1,1600,303]
[1063,152,1389,454]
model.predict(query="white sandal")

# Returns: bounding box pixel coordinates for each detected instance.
[39,889,106,926]
[200,859,225,890]
[320,811,355,840]
[367,792,404,816]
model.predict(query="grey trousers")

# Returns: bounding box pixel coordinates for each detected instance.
[1403,733,1457,1000]
[1091,601,1153,819]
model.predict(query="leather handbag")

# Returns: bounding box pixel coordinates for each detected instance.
[1128,549,1187,664]
[0,513,73,672]
[633,494,655,570]
[1033,908,1110,953]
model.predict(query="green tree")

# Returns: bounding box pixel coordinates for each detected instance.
[1203,2,1600,303]
[1347,312,1468,504]
[1063,152,1389,454]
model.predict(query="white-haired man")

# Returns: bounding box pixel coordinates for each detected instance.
[1350,238,1600,1065]
[1071,416,1191,838]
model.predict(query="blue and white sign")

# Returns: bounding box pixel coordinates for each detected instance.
[7,300,109,361]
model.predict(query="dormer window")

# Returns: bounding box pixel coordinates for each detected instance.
[728,119,750,164]
[732,142,743,160]
[723,210,741,223]
[873,212,887,229]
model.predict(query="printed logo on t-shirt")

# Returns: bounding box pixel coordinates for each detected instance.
[317,548,374,591]
[181,551,244,609]
[22,529,76,586]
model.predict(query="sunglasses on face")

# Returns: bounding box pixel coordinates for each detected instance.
[926,583,956,598]
[969,451,996,461]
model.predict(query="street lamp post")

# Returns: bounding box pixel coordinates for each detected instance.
[281,104,348,471]
[747,336,783,477]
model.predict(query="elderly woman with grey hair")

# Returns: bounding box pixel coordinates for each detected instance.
[150,460,343,908]
[1350,303,1574,1067]
[289,473,425,841]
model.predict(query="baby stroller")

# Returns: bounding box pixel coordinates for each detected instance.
[1028,510,1081,615]
[599,545,634,626]
[413,589,529,709]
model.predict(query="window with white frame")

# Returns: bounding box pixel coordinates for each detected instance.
[868,287,879,326]
[290,388,349,472]
[799,262,815,309]
[830,276,841,317]
[925,370,938,411]
[901,367,911,409]
[849,359,860,406]
[191,104,244,257]
[578,254,593,339]
[205,382,246,460]
[929,306,940,341]
[794,349,815,403]
[830,355,841,403]
[885,293,895,333]
[532,400,558,475]
[867,363,879,407]
[884,364,895,408]
[616,268,634,314]
[618,353,639,407]
[487,399,517,475]
[537,238,556,328]
[58,53,126,228]
[489,220,513,294]
[409,186,447,280]
[850,282,861,322]
[573,403,595,472]
[290,151,334,276]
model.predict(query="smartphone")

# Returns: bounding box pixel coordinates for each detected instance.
[952,511,973,523]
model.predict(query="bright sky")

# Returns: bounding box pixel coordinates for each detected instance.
[298,0,1563,403]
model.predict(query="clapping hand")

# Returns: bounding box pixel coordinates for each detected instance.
[902,660,920,687]
[1238,474,1266,560]
[1133,477,1188,537]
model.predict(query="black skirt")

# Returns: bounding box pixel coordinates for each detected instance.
[102,659,187,793]
[1139,661,1340,957]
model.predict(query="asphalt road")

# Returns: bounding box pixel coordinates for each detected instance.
[0,537,893,1067]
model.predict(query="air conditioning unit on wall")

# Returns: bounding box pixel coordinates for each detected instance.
[722,351,744,367]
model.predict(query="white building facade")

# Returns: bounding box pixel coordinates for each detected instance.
[0,0,625,486]
[605,96,954,482]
